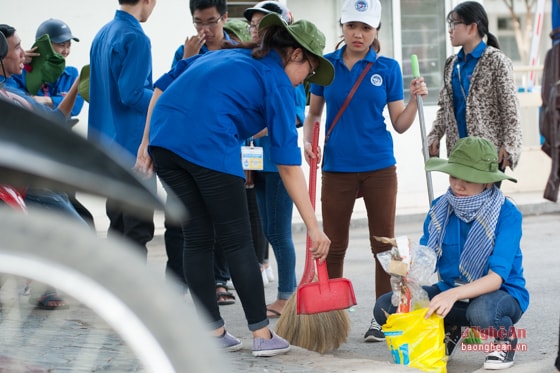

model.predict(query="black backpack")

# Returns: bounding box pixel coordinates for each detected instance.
[540,28,560,202]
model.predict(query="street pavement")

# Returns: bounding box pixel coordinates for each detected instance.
[1,192,559,372]
[146,192,560,372]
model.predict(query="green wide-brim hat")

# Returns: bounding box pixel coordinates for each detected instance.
[425,137,517,184]
[223,19,252,43]
[78,64,90,103]
[258,13,334,86]
[26,34,65,94]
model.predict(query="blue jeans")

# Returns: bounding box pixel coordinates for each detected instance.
[24,188,87,225]
[151,147,268,332]
[255,172,297,300]
[374,285,523,338]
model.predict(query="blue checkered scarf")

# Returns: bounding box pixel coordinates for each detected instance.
[427,185,505,282]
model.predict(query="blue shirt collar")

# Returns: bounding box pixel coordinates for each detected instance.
[457,40,486,63]
[333,46,378,63]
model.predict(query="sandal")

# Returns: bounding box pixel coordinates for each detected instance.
[30,292,69,310]
[216,286,236,306]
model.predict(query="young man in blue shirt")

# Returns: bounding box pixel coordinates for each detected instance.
[89,0,157,255]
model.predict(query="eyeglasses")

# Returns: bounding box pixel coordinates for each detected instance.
[247,23,259,32]
[447,21,465,30]
[193,16,223,29]
[305,57,316,81]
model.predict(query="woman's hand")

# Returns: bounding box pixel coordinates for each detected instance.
[303,141,322,166]
[429,139,440,157]
[133,140,153,178]
[307,227,330,263]
[498,146,511,170]
[425,288,459,318]
[409,77,428,99]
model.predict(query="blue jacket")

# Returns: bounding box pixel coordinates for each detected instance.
[88,10,153,163]
[150,49,301,179]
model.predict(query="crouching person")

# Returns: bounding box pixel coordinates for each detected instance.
[374,137,529,370]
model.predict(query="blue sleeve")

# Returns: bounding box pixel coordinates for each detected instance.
[295,84,306,126]
[155,55,204,92]
[50,67,84,116]
[309,82,324,97]
[487,202,523,281]
[267,84,301,166]
[113,32,153,114]
[172,45,184,68]
[386,61,404,103]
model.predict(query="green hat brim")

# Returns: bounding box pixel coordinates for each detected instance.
[78,64,90,103]
[425,157,517,184]
[258,14,334,86]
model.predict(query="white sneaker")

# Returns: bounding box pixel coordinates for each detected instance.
[265,265,275,282]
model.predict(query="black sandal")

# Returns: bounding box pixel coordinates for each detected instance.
[216,286,236,306]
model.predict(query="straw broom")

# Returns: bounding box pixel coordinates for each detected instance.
[275,122,352,354]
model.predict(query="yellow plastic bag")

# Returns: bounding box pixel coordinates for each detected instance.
[382,307,447,373]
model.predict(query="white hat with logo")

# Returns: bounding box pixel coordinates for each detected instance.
[340,0,382,28]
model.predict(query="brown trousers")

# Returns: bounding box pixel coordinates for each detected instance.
[321,166,397,300]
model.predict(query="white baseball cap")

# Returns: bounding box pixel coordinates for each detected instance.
[340,0,382,28]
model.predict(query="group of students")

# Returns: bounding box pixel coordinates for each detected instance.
[1,0,530,369]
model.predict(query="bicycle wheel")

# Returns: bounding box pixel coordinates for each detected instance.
[0,208,227,372]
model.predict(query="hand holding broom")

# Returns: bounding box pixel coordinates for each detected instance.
[275,121,354,354]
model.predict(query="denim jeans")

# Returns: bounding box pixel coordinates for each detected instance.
[151,147,268,331]
[321,167,397,298]
[24,188,87,226]
[374,285,523,338]
[254,172,297,300]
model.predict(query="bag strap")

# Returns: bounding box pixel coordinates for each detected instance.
[324,61,373,143]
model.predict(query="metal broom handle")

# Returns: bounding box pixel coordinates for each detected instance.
[411,54,434,204]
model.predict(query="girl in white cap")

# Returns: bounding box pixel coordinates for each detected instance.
[302,0,428,343]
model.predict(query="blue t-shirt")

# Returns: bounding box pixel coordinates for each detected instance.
[420,197,529,313]
[149,49,301,179]
[310,47,403,172]
[88,10,153,161]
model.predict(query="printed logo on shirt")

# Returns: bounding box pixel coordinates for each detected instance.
[370,74,383,86]
[354,0,369,12]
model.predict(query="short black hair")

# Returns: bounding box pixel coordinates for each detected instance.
[189,0,227,16]
[0,24,16,39]
[119,0,141,5]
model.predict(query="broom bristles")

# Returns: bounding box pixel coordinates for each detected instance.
[275,294,351,354]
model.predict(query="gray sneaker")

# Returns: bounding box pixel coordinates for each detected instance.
[252,330,291,357]
[483,338,517,370]
[363,318,385,342]
[217,331,242,352]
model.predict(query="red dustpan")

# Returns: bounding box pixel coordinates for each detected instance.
[296,122,357,315]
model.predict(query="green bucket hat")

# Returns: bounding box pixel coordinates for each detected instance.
[223,19,252,43]
[425,137,517,184]
[26,34,65,94]
[78,64,90,103]
[258,13,334,86]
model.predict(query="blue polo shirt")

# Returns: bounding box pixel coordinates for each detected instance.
[149,49,301,179]
[88,10,153,161]
[420,198,529,313]
[310,47,403,172]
